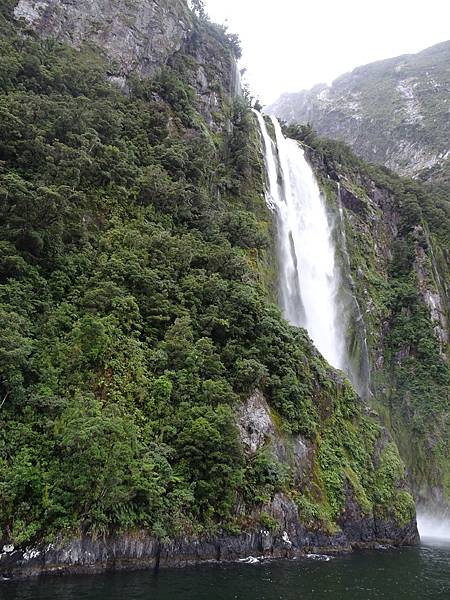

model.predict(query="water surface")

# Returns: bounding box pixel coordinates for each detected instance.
[2,541,449,599]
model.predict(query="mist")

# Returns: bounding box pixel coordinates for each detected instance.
[204,0,450,104]
[417,512,450,542]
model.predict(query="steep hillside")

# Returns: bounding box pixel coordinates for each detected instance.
[282,122,449,509]
[268,41,450,184]
[13,0,241,129]
[0,0,416,578]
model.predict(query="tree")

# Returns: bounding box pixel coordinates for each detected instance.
[190,0,207,20]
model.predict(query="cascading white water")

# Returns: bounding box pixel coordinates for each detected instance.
[254,111,348,373]
[254,112,448,541]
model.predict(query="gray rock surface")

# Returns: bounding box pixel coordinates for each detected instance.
[236,389,276,453]
[267,41,450,182]
[0,517,418,579]
[14,0,241,128]
[236,389,311,483]
[15,0,193,78]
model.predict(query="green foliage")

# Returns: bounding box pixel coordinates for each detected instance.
[283,122,317,147]
[0,8,414,547]
[259,511,279,532]
[243,449,289,504]
[294,494,334,531]
[373,443,405,505]
[175,404,244,520]
[0,10,299,544]
[373,444,415,526]
[304,127,449,504]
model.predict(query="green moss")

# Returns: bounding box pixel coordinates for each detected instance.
[268,406,283,434]
[259,511,279,532]
[393,490,416,527]
[294,493,336,533]
[344,467,372,514]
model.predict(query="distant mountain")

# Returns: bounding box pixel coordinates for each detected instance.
[267,41,450,183]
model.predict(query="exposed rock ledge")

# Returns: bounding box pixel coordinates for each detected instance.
[13,0,241,129]
[0,390,419,580]
[0,517,418,580]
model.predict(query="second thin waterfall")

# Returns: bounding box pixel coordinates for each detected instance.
[254,111,359,384]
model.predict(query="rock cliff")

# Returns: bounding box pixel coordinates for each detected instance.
[14,0,241,128]
[267,41,450,184]
[0,0,419,579]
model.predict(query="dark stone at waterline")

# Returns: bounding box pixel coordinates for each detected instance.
[0,518,419,580]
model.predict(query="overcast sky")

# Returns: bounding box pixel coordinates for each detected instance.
[203,0,450,105]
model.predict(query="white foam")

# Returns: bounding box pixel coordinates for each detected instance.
[238,556,260,564]
[417,513,450,541]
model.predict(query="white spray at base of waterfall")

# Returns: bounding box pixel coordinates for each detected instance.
[417,512,450,542]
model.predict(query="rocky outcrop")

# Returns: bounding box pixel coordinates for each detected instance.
[14,0,241,128]
[237,390,311,483]
[339,186,368,216]
[15,0,193,78]
[237,389,277,453]
[0,516,418,580]
[267,41,450,183]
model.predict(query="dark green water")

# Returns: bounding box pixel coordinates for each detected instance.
[1,540,449,600]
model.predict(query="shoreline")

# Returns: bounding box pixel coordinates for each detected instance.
[0,522,419,581]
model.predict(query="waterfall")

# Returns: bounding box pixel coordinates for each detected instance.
[254,111,368,389]
[232,61,242,97]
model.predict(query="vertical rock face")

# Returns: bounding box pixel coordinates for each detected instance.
[413,239,449,360]
[14,0,193,78]
[13,0,240,127]
[306,144,450,509]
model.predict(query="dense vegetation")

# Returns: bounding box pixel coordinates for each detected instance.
[0,4,413,547]
[284,122,450,503]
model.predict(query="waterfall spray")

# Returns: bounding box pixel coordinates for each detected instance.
[417,511,450,542]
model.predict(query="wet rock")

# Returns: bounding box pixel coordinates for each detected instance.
[237,390,276,454]
[14,0,192,79]
[339,186,367,215]
[14,0,240,128]
[0,511,419,580]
